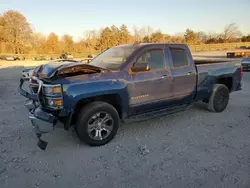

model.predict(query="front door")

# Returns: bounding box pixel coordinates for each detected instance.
[128,48,173,115]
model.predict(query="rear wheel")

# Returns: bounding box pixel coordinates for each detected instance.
[208,84,229,112]
[76,101,120,146]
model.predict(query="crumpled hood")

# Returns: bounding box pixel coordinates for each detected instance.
[33,60,107,80]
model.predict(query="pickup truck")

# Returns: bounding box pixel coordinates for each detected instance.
[19,43,243,150]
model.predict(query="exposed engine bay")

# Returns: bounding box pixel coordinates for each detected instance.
[21,60,107,81]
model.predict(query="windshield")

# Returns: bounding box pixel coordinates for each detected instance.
[89,45,136,69]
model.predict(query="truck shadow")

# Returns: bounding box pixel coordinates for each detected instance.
[192,102,209,111]
[46,102,211,150]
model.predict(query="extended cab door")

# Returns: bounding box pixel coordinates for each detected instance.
[127,46,173,115]
[167,46,196,103]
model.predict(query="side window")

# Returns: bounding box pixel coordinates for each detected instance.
[133,49,166,71]
[169,48,189,68]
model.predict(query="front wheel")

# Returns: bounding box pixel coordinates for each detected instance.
[208,84,229,113]
[76,101,120,146]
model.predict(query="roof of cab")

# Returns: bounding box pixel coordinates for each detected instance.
[117,42,187,48]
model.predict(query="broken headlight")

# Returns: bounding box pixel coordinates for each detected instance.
[43,84,62,96]
[42,84,63,109]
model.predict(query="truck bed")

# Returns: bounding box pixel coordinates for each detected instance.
[195,59,240,73]
[195,59,241,76]
[195,59,241,99]
[194,59,235,65]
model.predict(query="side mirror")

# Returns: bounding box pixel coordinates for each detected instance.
[130,63,150,72]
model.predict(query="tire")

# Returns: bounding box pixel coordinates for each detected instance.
[76,101,120,146]
[208,84,229,113]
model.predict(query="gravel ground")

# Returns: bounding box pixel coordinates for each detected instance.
[0,60,250,188]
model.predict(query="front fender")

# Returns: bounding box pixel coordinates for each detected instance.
[62,79,129,112]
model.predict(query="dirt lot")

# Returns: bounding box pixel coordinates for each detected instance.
[0,54,250,188]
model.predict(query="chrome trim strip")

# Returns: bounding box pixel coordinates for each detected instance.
[42,84,61,87]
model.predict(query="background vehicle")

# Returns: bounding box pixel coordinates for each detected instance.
[227,50,250,58]
[0,55,25,61]
[241,57,250,71]
[59,53,74,60]
[81,54,95,64]
[88,54,96,58]
[32,55,46,61]
[16,56,25,60]
[5,56,15,61]
[19,43,243,150]
[32,55,54,61]
[0,55,7,60]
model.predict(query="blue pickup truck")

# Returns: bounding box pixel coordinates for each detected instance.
[19,43,243,150]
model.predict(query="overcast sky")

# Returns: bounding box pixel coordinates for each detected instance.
[0,0,250,40]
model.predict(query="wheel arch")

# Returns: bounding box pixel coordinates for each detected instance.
[215,77,233,92]
[71,94,124,126]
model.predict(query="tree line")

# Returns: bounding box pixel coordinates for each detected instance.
[0,10,250,55]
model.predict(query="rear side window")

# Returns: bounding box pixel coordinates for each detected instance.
[169,48,189,67]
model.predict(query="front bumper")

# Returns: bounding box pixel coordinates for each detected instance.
[25,101,58,151]
[26,101,57,135]
[19,77,58,150]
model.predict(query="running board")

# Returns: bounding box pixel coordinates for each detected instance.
[124,104,193,123]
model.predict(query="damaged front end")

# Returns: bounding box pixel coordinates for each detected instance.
[28,102,57,150]
[19,60,106,150]
[19,76,60,150]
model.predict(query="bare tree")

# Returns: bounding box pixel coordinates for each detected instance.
[132,25,141,42]
[83,30,98,40]
[223,23,241,42]
[132,25,154,42]
[144,26,154,37]
[82,30,98,51]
